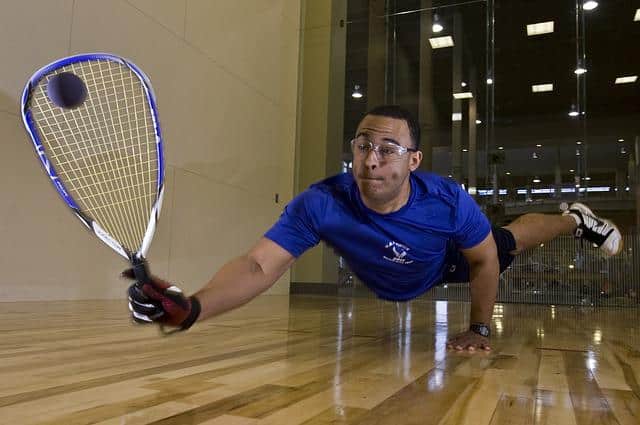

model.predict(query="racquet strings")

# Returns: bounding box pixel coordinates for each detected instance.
[27,59,158,255]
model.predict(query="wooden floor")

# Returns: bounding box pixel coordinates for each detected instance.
[1,295,639,424]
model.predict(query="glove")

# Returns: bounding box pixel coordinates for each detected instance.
[123,269,201,331]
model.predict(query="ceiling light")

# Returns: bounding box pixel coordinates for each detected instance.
[569,105,579,117]
[536,144,542,147]
[527,21,554,36]
[462,148,468,152]
[461,81,467,87]
[351,85,363,99]
[621,147,627,154]
[574,67,587,75]
[475,119,482,124]
[576,141,582,145]
[570,169,575,172]
[498,146,504,150]
[506,172,511,175]
[453,92,473,99]
[432,22,444,33]
[532,83,553,93]
[584,176,591,180]
[583,1,598,11]
[618,138,624,142]
[429,36,454,49]
[533,177,541,183]
[432,13,444,33]
[452,112,462,121]
[615,75,638,84]
[486,78,493,85]
[635,9,640,21]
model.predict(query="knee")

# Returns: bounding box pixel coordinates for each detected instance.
[502,225,523,256]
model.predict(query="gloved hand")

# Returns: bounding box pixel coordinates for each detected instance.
[123,269,201,332]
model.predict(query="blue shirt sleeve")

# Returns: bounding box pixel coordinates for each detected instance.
[264,189,323,257]
[453,186,491,249]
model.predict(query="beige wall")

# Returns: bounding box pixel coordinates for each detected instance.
[291,0,345,285]
[0,0,301,300]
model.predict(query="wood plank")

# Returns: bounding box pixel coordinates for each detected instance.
[0,298,637,424]
[563,351,620,425]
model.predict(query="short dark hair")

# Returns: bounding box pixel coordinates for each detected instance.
[362,104,421,150]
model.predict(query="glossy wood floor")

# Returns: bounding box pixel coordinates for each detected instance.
[1,295,639,424]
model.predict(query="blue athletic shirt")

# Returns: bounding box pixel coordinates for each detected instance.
[264,171,491,301]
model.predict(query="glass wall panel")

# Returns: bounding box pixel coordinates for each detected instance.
[336,0,640,306]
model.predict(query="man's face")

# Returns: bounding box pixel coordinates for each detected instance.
[351,115,422,205]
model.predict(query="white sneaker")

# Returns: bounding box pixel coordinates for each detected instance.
[563,202,623,256]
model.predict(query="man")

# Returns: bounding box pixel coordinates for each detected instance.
[126,105,622,351]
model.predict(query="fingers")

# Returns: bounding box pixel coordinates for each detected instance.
[445,342,491,351]
[446,337,491,352]
[128,284,164,324]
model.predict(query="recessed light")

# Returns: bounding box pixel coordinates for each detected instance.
[615,75,638,84]
[569,169,575,172]
[576,141,582,145]
[583,1,598,11]
[452,113,462,121]
[536,144,542,147]
[453,92,473,99]
[526,21,554,36]
[574,67,587,75]
[532,83,553,92]
[429,36,454,49]
[506,171,511,175]
[618,138,624,142]
[498,146,504,150]
[351,85,363,99]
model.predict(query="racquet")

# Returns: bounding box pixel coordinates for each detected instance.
[21,53,164,285]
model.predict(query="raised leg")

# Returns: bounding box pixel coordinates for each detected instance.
[503,213,577,255]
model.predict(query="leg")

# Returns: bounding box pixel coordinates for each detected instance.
[503,213,577,255]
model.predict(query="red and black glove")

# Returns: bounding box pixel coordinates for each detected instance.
[123,269,201,331]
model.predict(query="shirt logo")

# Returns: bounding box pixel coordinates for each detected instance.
[383,241,414,265]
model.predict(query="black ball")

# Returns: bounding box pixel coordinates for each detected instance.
[47,72,88,109]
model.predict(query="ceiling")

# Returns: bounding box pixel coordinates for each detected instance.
[342,0,640,184]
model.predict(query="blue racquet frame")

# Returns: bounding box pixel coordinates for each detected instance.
[21,53,165,266]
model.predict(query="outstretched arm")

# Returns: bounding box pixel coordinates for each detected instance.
[195,237,295,321]
[126,237,295,331]
[447,232,499,351]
